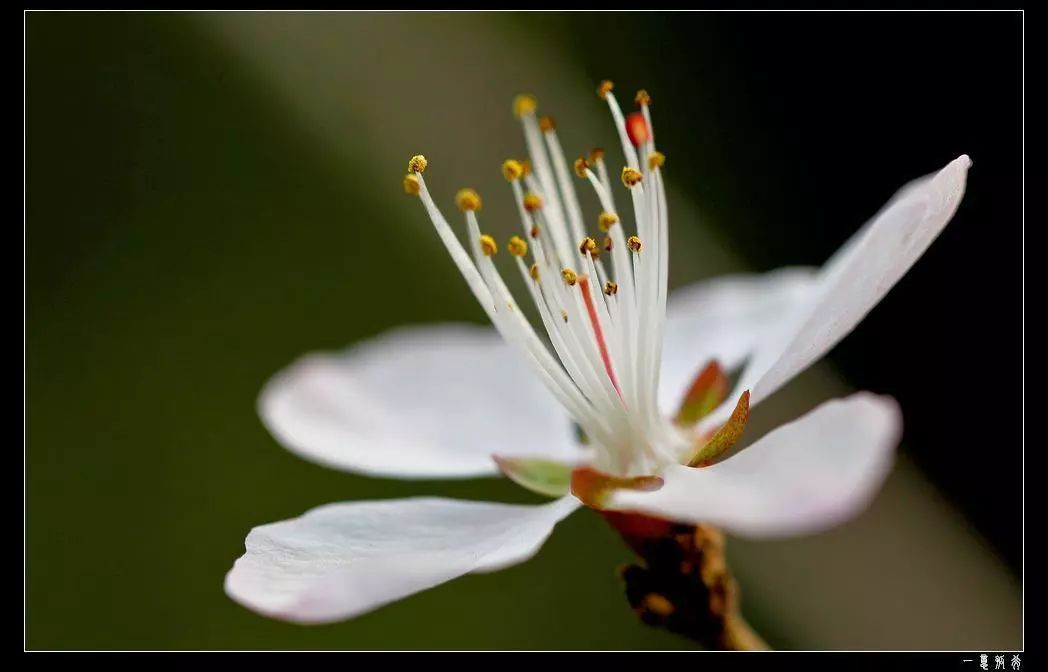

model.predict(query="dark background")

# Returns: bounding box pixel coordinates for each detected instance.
[26,11,1022,649]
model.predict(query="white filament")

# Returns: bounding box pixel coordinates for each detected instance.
[412,88,687,475]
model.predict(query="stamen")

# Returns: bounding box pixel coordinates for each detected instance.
[574,157,591,178]
[650,165,671,422]
[410,159,614,447]
[456,188,482,212]
[579,276,622,397]
[578,164,639,411]
[523,192,543,212]
[507,235,528,257]
[594,255,610,284]
[508,180,558,274]
[529,198,566,266]
[590,148,615,212]
[625,175,661,434]
[502,159,525,181]
[466,211,611,435]
[408,154,428,174]
[408,79,683,476]
[591,150,612,210]
[512,251,616,434]
[542,130,589,254]
[621,167,644,188]
[517,97,572,265]
[600,80,641,172]
[513,94,537,118]
[539,261,619,421]
[577,257,624,411]
[479,234,498,257]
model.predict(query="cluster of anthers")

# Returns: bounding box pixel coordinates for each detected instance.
[403,82,690,479]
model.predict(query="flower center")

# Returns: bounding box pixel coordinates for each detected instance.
[405,81,689,476]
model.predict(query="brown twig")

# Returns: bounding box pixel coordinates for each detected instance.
[606,512,769,650]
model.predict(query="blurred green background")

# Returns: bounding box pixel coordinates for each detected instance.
[26,12,1021,650]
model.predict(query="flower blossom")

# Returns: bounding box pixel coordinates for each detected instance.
[225,81,970,625]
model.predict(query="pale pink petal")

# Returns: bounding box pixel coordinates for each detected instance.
[225,495,579,624]
[658,268,817,417]
[752,155,970,405]
[608,393,902,537]
[259,324,581,479]
[696,156,970,433]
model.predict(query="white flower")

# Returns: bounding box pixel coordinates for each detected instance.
[225,81,970,625]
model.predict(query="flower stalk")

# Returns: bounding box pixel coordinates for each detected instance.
[612,514,768,650]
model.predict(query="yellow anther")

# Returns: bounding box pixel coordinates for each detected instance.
[408,154,428,174]
[507,235,528,257]
[502,159,525,181]
[402,174,420,195]
[561,268,578,286]
[627,235,643,252]
[455,188,482,212]
[647,151,666,170]
[597,80,614,100]
[479,234,498,257]
[529,263,540,281]
[520,160,532,177]
[560,309,569,322]
[523,192,543,212]
[621,167,644,188]
[589,147,606,163]
[604,281,619,296]
[529,224,540,239]
[635,89,652,106]
[539,115,556,132]
[602,236,613,252]
[579,237,598,256]
[597,211,619,231]
[513,94,537,118]
[574,157,591,178]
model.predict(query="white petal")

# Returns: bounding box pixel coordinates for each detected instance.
[225,495,579,624]
[748,155,971,407]
[259,324,581,478]
[658,268,818,417]
[608,393,902,537]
